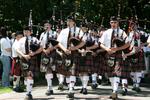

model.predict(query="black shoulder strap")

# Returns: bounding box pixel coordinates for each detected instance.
[25,36,29,54]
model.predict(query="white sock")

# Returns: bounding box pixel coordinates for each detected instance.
[26,79,34,95]
[59,74,64,84]
[16,76,20,87]
[69,76,76,93]
[122,79,128,90]
[13,76,20,88]
[45,74,53,90]
[113,77,120,93]
[131,72,136,87]
[92,73,97,84]
[66,77,70,85]
[83,75,89,89]
[136,72,142,88]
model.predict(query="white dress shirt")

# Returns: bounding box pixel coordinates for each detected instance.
[57,27,85,48]
[39,30,57,48]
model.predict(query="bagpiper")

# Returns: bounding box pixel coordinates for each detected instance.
[57,16,85,98]
[39,20,58,96]
[99,16,130,99]
[16,26,42,100]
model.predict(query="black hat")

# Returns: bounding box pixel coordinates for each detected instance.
[15,31,23,37]
[110,16,118,22]
[67,16,75,22]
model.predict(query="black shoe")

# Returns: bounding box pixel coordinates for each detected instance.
[135,87,141,92]
[58,84,64,90]
[25,94,33,100]
[45,90,53,96]
[80,88,83,93]
[91,84,98,89]
[67,92,74,98]
[121,89,128,96]
[13,87,20,92]
[82,88,87,95]
[132,87,136,91]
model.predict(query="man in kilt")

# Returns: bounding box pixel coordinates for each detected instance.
[79,27,99,92]
[57,16,85,98]
[123,22,146,92]
[39,21,58,95]
[86,28,105,89]
[76,23,92,95]
[11,31,23,92]
[99,16,130,99]
[16,26,42,100]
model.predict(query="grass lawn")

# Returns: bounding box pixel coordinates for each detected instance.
[0,86,12,94]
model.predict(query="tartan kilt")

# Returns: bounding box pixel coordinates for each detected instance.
[56,51,77,76]
[93,53,106,75]
[40,51,56,73]
[105,52,128,78]
[11,57,21,76]
[76,52,93,75]
[126,51,145,72]
[20,55,39,78]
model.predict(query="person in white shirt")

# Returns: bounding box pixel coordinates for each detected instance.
[123,23,146,93]
[11,31,23,92]
[0,27,12,87]
[39,21,57,96]
[16,26,42,100]
[99,16,130,99]
[57,16,85,98]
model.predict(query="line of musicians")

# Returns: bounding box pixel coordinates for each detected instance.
[11,16,150,100]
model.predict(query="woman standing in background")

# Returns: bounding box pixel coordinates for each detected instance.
[0,27,12,87]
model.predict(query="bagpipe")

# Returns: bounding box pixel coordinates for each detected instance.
[29,39,41,52]
[40,37,59,72]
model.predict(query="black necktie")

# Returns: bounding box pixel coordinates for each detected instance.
[111,29,115,47]
[67,28,71,48]
[25,36,29,54]
[45,32,49,49]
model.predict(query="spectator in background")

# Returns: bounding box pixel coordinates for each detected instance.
[0,27,12,87]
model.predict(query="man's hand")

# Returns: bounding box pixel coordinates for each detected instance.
[106,48,115,55]
[111,47,118,52]
[69,47,77,51]
[43,49,49,55]
[64,49,71,55]
[23,55,31,61]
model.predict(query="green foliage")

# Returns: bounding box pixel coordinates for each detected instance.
[0,86,12,94]
[0,0,150,31]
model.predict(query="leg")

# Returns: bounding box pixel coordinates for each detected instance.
[121,78,128,96]
[82,74,89,94]
[57,74,65,90]
[13,75,21,92]
[67,75,76,98]
[45,73,53,95]
[24,71,34,100]
[91,73,98,89]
